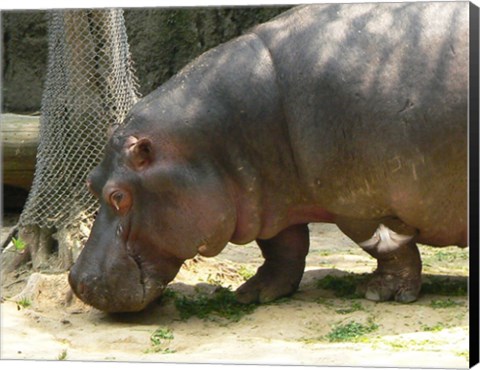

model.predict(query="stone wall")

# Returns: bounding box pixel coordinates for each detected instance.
[2,11,48,113]
[1,7,288,113]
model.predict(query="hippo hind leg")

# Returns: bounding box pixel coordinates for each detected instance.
[235,224,309,304]
[362,237,422,303]
[336,217,422,303]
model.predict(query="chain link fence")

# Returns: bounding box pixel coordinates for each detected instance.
[13,9,139,270]
[20,9,139,229]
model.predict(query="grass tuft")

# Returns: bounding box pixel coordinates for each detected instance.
[11,237,26,253]
[146,327,176,354]
[429,298,463,309]
[335,301,364,314]
[237,266,255,281]
[421,323,446,332]
[57,349,67,360]
[174,287,257,322]
[326,319,379,342]
[316,274,369,299]
[16,297,31,310]
[422,277,467,296]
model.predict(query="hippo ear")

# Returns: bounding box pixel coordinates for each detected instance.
[125,136,153,170]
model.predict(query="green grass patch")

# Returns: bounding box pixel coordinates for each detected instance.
[421,323,447,332]
[430,249,468,263]
[314,297,334,306]
[162,288,178,300]
[422,276,467,296]
[11,237,26,253]
[205,274,224,286]
[326,319,379,342]
[455,351,469,361]
[384,338,443,351]
[237,266,255,281]
[150,328,174,345]
[146,328,176,354]
[316,250,333,257]
[335,301,364,314]
[57,349,67,360]
[265,296,293,306]
[316,274,369,299]
[429,298,463,309]
[421,247,468,274]
[174,287,257,322]
[16,297,31,310]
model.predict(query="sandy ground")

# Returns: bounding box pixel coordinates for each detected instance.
[0,218,470,368]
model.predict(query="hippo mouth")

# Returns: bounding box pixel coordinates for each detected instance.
[125,249,155,308]
[127,248,170,308]
[69,233,174,313]
[126,242,149,303]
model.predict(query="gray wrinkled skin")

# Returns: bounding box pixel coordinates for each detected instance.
[69,2,467,312]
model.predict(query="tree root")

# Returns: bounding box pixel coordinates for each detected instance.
[2,220,90,274]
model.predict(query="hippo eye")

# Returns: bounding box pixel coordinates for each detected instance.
[111,191,124,210]
[108,189,132,215]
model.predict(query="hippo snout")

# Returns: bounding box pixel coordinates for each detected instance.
[68,260,149,313]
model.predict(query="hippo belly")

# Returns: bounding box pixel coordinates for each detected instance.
[254,2,468,246]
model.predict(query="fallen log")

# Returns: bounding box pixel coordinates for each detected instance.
[2,113,39,190]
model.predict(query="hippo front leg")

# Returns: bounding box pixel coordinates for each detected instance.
[235,224,309,304]
[336,217,422,303]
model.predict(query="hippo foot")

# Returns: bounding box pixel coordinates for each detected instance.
[235,262,303,304]
[365,272,421,303]
[236,224,309,304]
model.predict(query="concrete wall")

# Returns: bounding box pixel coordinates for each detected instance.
[1,7,288,113]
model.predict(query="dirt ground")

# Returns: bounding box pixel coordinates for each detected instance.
[0,215,470,368]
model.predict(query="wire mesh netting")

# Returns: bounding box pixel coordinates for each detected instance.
[19,9,140,230]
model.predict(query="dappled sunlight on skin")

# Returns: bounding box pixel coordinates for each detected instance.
[256,2,466,117]
[69,2,467,313]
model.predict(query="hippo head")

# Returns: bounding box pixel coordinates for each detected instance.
[68,126,237,312]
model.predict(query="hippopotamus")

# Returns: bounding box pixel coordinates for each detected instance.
[68,2,468,312]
